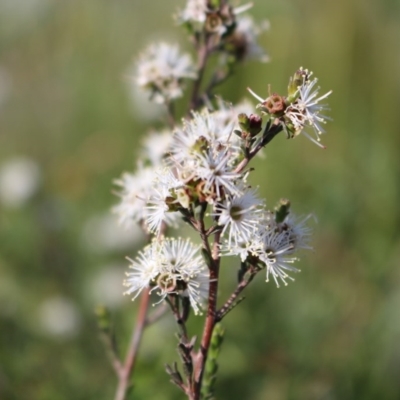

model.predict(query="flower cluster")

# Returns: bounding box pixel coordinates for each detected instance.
[115,1,332,316]
[220,207,313,287]
[116,95,321,297]
[248,68,332,148]
[178,1,269,63]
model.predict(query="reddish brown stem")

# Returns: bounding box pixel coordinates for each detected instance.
[191,231,221,400]
[114,290,150,400]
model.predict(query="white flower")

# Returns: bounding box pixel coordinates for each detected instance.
[178,0,208,25]
[195,146,242,200]
[220,238,262,262]
[167,109,245,202]
[178,0,253,27]
[113,165,157,227]
[279,213,314,252]
[135,42,197,104]
[38,296,81,338]
[142,129,174,166]
[211,98,254,147]
[0,157,41,208]
[157,237,209,315]
[213,187,265,248]
[124,238,209,314]
[114,165,182,232]
[169,109,237,165]
[285,71,332,148]
[258,229,300,287]
[144,168,183,234]
[123,243,161,301]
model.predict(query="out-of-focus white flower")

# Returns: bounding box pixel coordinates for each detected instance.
[124,238,209,315]
[114,165,182,233]
[82,213,142,253]
[0,157,41,208]
[142,129,174,166]
[135,42,197,104]
[177,0,253,30]
[285,70,332,148]
[89,264,126,309]
[178,0,208,25]
[279,213,314,252]
[126,83,165,122]
[38,296,81,339]
[113,165,158,227]
[225,15,269,62]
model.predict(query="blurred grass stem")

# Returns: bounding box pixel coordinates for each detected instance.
[114,290,150,400]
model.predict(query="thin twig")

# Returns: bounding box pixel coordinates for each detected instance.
[99,327,123,376]
[189,34,211,112]
[114,289,150,400]
[145,303,168,326]
[216,266,259,322]
[234,119,283,174]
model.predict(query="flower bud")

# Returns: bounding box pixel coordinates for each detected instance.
[95,305,112,333]
[274,198,291,223]
[238,113,250,131]
[248,114,262,136]
[238,113,262,138]
[287,68,309,102]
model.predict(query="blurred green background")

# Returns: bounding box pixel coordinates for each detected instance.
[1,0,400,399]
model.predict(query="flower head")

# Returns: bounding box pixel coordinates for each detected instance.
[178,0,209,25]
[178,0,253,33]
[144,168,183,234]
[113,165,158,228]
[284,69,332,148]
[124,238,209,314]
[113,165,182,232]
[142,129,174,166]
[135,42,197,104]
[213,187,265,248]
[258,229,300,287]
[167,109,245,202]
